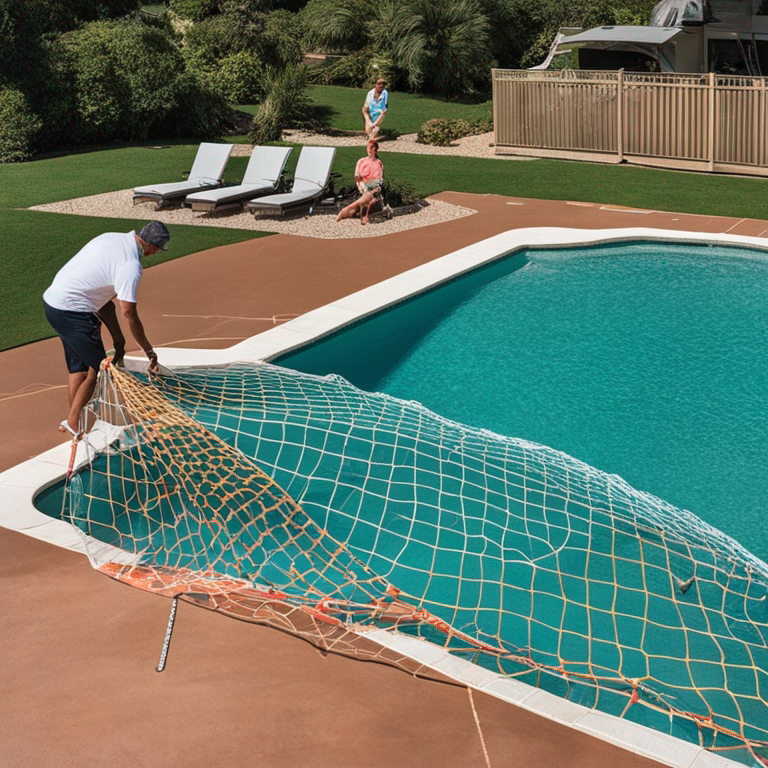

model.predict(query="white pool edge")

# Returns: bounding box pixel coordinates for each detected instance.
[2,226,761,768]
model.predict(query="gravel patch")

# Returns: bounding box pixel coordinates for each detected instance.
[30,189,476,239]
[231,130,537,160]
[28,131,527,239]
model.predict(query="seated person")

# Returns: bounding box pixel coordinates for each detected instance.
[336,140,384,226]
[362,79,388,140]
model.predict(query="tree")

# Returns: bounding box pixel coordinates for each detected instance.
[0,0,141,92]
[302,0,492,97]
[519,0,656,67]
[476,0,540,70]
[300,0,368,53]
[386,0,493,97]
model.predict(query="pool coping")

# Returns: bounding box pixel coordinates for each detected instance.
[1,225,761,768]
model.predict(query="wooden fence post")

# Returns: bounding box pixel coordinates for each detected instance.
[617,69,625,162]
[708,72,716,172]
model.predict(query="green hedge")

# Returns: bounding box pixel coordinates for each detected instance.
[417,116,493,146]
[0,88,43,162]
[169,0,219,21]
[215,50,265,104]
[33,19,226,149]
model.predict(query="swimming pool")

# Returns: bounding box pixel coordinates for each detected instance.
[10,228,768,768]
[33,357,768,767]
[276,241,768,565]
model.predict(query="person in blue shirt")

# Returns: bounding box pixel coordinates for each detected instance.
[363,79,388,141]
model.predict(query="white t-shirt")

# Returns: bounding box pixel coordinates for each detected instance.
[43,231,143,313]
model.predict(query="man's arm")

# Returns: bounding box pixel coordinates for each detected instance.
[96,300,126,365]
[120,300,158,372]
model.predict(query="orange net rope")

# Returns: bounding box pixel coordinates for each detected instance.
[58,363,768,766]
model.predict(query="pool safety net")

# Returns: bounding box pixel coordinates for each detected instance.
[69,363,768,765]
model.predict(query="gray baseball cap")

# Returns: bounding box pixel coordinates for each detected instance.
[139,221,171,251]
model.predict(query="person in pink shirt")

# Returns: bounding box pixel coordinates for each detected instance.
[336,140,384,225]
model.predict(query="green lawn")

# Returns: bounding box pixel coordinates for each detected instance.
[329,145,768,219]
[0,145,268,351]
[4,138,768,352]
[236,85,493,135]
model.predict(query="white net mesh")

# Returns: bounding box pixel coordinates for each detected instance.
[60,363,768,766]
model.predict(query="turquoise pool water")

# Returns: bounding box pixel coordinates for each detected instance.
[277,242,768,564]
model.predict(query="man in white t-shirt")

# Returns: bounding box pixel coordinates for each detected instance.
[43,221,170,437]
[362,79,389,140]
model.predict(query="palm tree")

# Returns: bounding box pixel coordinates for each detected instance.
[386,0,492,97]
[303,0,493,98]
[301,0,369,53]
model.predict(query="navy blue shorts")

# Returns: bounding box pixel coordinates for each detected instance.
[44,301,106,374]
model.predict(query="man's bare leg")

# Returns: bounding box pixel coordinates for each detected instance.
[67,372,87,408]
[61,368,98,434]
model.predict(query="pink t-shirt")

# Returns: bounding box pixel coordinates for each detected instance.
[355,157,384,181]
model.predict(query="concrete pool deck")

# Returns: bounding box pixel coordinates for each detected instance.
[1,192,763,768]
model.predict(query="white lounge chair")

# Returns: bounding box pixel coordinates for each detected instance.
[132,142,234,209]
[183,146,293,213]
[246,147,337,216]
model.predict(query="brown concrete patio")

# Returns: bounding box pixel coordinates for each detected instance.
[2,192,764,768]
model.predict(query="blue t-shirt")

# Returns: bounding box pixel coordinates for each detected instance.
[365,88,389,121]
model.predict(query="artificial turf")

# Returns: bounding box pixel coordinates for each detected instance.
[3,134,768,351]
[330,145,768,219]
[236,85,493,135]
[0,145,268,351]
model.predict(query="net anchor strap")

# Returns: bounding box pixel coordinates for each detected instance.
[156,596,179,673]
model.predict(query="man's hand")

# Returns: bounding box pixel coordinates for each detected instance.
[147,349,159,373]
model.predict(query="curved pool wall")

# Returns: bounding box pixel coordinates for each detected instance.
[3,226,767,768]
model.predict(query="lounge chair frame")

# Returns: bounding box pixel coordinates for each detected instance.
[246,147,337,217]
[132,143,234,210]
[183,146,293,213]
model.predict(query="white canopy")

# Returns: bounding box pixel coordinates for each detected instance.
[556,26,685,48]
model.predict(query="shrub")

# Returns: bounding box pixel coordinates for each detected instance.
[382,178,421,208]
[169,0,220,21]
[31,36,80,149]
[214,50,265,103]
[470,114,494,134]
[366,54,395,89]
[157,73,228,139]
[416,118,458,146]
[311,50,368,87]
[262,9,305,68]
[184,8,303,97]
[61,20,188,142]
[182,16,232,82]
[249,63,311,143]
[37,19,226,148]
[417,116,491,146]
[446,118,473,139]
[0,88,43,162]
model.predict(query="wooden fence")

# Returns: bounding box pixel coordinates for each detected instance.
[493,69,768,176]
